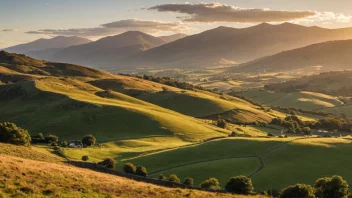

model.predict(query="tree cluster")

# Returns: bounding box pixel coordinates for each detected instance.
[0,122,31,146]
[123,163,148,177]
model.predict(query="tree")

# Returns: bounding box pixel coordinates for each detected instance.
[302,127,311,135]
[82,135,96,146]
[281,184,315,198]
[216,119,228,129]
[135,166,148,177]
[45,134,58,143]
[123,163,136,174]
[200,178,220,190]
[314,175,349,198]
[168,174,181,183]
[225,176,254,194]
[183,177,194,186]
[158,174,166,180]
[97,158,116,169]
[81,155,89,161]
[0,122,31,146]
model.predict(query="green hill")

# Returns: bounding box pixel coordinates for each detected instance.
[125,137,352,191]
[265,70,352,97]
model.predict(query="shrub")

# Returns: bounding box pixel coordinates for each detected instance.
[200,178,220,190]
[168,174,181,183]
[216,119,228,129]
[123,163,136,174]
[97,158,116,169]
[0,122,31,146]
[264,189,280,197]
[281,184,315,198]
[81,156,89,161]
[183,177,194,186]
[45,134,58,143]
[60,141,68,147]
[314,175,349,198]
[302,127,311,135]
[267,133,275,137]
[82,135,96,146]
[135,166,148,177]
[225,176,254,194]
[158,174,166,180]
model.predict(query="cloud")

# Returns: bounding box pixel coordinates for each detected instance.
[2,29,19,32]
[148,3,316,23]
[26,19,189,37]
[298,12,352,24]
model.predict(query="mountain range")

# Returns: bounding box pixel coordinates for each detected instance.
[229,39,352,73]
[4,36,91,55]
[4,23,352,71]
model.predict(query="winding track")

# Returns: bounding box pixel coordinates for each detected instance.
[149,137,308,178]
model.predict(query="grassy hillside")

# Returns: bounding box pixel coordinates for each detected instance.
[265,70,352,97]
[0,143,257,198]
[236,89,343,111]
[125,137,352,191]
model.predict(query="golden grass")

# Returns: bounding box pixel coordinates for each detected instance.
[0,154,261,198]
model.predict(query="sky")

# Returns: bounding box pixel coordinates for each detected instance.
[1,0,352,49]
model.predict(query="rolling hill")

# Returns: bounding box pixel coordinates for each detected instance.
[0,143,252,198]
[0,51,277,143]
[3,36,91,55]
[126,23,352,69]
[230,40,352,73]
[264,70,352,97]
[50,31,167,68]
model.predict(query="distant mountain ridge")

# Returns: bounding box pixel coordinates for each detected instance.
[50,31,168,67]
[159,33,187,43]
[4,36,91,54]
[126,23,352,69]
[229,39,352,73]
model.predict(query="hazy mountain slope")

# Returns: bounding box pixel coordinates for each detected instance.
[128,23,352,68]
[265,70,352,97]
[230,40,352,73]
[51,31,167,67]
[4,36,91,54]
[159,33,187,43]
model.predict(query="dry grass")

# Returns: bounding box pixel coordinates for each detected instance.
[0,154,262,198]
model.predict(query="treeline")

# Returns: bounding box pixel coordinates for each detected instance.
[119,73,221,93]
[271,115,352,134]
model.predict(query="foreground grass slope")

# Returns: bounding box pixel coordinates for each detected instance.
[0,143,258,198]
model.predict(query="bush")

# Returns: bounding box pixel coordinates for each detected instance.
[225,176,254,194]
[281,184,315,198]
[168,174,181,183]
[0,122,31,146]
[200,178,220,190]
[314,175,349,198]
[183,177,194,186]
[60,141,68,147]
[158,174,166,180]
[82,135,96,146]
[302,127,311,135]
[267,133,275,137]
[81,156,89,161]
[264,189,280,197]
[123,163,136,174]
[216,119,228,129]
[97,158,116,169]
[45,134,58,143]
[135,166,148,177]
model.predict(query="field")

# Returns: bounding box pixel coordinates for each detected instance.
[123,137,352,191]
[0,143,258,198]
[236,89,343,111]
